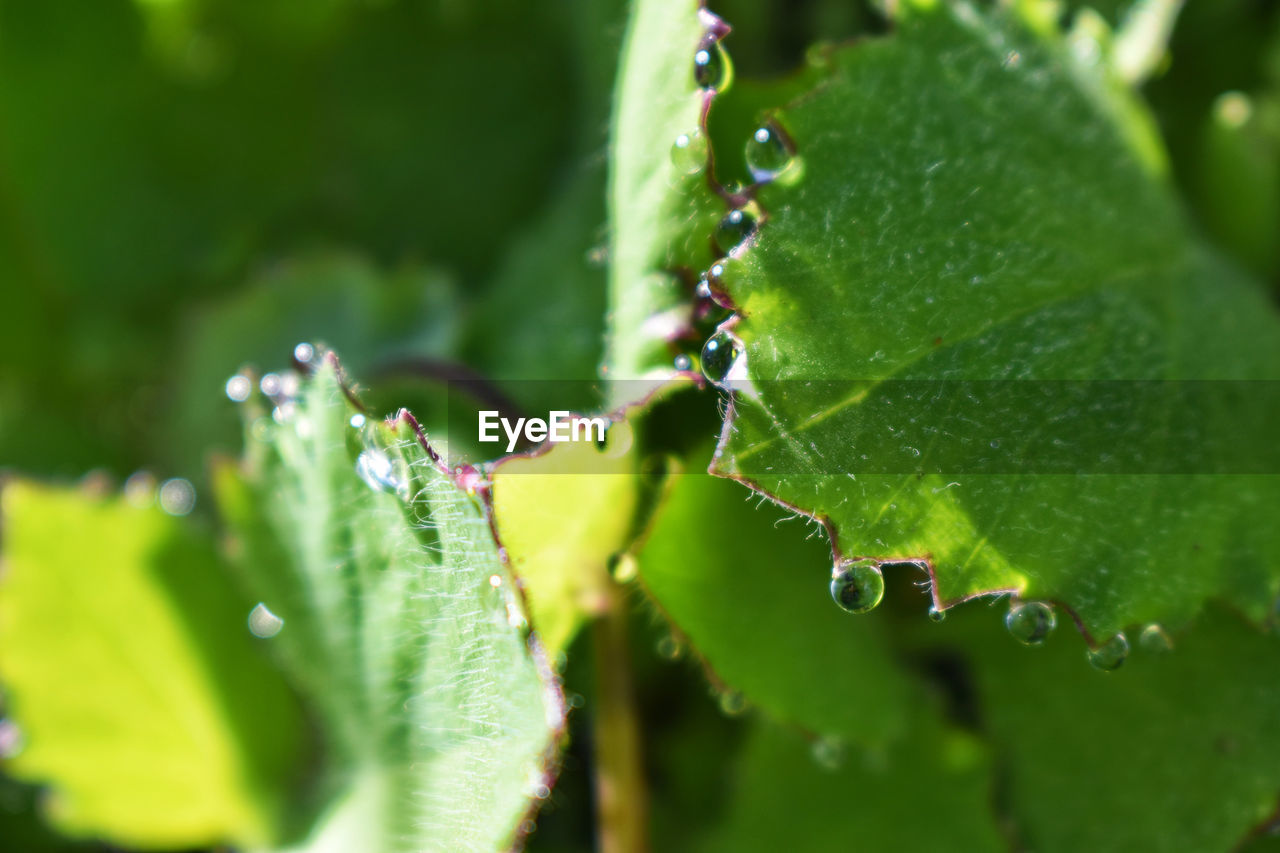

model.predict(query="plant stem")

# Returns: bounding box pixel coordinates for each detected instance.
[591,581,649,853]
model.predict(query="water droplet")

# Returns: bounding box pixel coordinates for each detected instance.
[700,331,741,385]
[745,121,798,183]
[123,471,156,508]
[670,129,708,175]
[158,478,195,517]
[355,449,405,496]
[279,372,301,399]
[717,689,748,716]
[248,602,284,638]
[1005,600,1056,646]
[811,736,846,770]
[695,277,712,300]
[693,41,727,90]
[349,413,367,429]
[0,718,24,759]
[293,342,314,364]
[714,208,757,255]
[1087,632,1129,671]
[674,353,693,372]
[506,601,529,630]
[1138,623,1174,654]
[611,552,639,583]
[260,372,282,397]
[225,374,252,402]
[830,558,884,614]
[1215,91,1252,129]
[928,605,947,622]
[531,783,551,800]
[489,574,503,588]
[272,402,297,424]
[656,635,684,661]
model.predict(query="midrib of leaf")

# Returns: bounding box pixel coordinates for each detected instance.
[723,255,1187,468]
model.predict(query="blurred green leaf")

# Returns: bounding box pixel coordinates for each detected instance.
[215,356,564,851]
[635,454,913,746]
[0,0,586,478]
[0,480,305,848]
[931,604,1280,851]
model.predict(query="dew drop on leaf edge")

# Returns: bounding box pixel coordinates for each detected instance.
[1138,623,1174,653]
[830,558,884,614]
[656,635,683,661]
[1005,600,1056,646]
[700,331,740,385]
[1088,632,1130,671]
[248,602,285,639]
[670,129,708,176]
[225,374,251,402]
[714,208,757,256]
[717,689,748,716]
[811,736,846,771]
[693,41,727,91]
[355,448,404,497]
[745,120,797,183]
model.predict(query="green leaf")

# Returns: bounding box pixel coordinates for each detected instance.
[635,453,913,746]
[707,2,1280,637]
[0,481,304,849]
[606,0,724,384]
[491,426,640,659]
[929,604,1280,851]
[215,355,564,852]
[694,715,1003,853]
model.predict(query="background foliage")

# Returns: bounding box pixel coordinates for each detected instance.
[1,0,1279,851]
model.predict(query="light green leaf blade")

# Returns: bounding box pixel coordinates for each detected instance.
[216,355,564,852]
[708,1,1280,637]
[0,482,304,849]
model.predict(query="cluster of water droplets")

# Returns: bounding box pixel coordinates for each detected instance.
[1087,631,1130,671]
[122,470,197,517]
